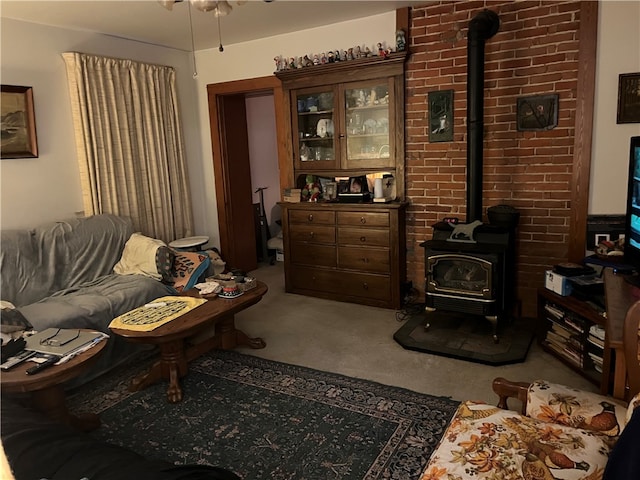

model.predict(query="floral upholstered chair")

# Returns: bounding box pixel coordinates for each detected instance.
[421,300,640,480]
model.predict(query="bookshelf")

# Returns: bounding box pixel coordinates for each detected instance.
[537,288,610,393]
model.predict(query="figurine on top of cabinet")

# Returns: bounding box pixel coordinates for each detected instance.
[396,29,406,52]
[378,43,385,56]
[354,46,362,58]
[289,57,296,69]
[347,48,354,61]
[340,50,347,62]
[364,46,372,57]
[296,57,304,69]
[303,55,314,67]
[334,50,341,62]
[313,54,320,65]
[328,51,335,63]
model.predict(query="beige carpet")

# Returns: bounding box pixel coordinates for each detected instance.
[234,262,598,405]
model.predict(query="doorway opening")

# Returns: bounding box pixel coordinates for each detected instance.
[207,76,291,276]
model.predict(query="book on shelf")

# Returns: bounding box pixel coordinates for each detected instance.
[545,341,583,368]
[545,331,583,352]
[587,334,605,349]
[587,351,604,366]
[564,315,586,334]
[544,303,564,320]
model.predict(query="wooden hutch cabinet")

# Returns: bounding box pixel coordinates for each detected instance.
[276,54,407,309]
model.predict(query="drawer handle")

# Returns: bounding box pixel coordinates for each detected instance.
[309,231,315,239]
[360,217,366,224]
[308,214,314,222]
[361,257,369,263]
[363,282,369,290]
[360,236,366,242]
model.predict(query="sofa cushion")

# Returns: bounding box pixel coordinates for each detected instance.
[526,380,628,436]
[422,401,612,480]
[169,251,210,293]
[114,233,167,281]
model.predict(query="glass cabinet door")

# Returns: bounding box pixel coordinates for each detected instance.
[343,80,394,169]
[293,87,338,170]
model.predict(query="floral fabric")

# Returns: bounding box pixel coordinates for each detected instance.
[422,401,612,480]
[626,392,640,425]
[526,380,628,437]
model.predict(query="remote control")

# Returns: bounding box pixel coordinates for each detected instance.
[25,356,60,375]
[0,350,36,371]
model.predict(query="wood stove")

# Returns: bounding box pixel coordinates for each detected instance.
[421,222,515,342]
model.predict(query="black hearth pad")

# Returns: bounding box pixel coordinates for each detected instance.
[393,311,534,366]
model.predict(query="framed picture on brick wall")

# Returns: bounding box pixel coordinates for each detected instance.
[428,90,453,142]
[516,94,558,131]
[617,72,640,124]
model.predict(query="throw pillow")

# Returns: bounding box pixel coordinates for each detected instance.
[169,251,211,293]
[113,233,166,281]
[156,246,175,284]
[0,307,33,334]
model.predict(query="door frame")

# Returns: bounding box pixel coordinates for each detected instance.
[206,76,292,268]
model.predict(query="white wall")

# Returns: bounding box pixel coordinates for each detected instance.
[0,18,206,237]
[246,94,281,234]
[590,0,640,214]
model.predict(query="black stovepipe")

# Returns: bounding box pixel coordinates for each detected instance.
[466,9,500,223]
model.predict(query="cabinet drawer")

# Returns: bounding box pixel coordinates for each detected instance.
[289,224,336,244]
[290,266,390,302]
[337,211,389,227]
[338,246,390,273]
[338,228,389,247]
[289,210,335,225]
[291,244,336,267]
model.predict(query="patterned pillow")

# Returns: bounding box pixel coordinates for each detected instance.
[1,308,33,333]
[526,380,627,437]
[169,251,211,293]
[155,246,175,284]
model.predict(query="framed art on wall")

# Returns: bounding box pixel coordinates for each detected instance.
[516,94,559,131]
[428,90,453,142]
[617,72,640,124]
[1,85,38,159]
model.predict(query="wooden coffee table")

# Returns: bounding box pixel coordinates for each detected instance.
[1,331,107,431]
[110,281,268,403]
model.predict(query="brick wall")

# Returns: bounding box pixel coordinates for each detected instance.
[405,1,582,317]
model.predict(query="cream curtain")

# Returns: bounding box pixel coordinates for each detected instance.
[62,52,194,243]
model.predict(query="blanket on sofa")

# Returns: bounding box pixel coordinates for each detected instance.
[1,215,172,386]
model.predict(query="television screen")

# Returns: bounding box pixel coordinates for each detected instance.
[624,136,640,273]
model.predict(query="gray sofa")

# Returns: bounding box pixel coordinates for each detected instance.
[0,214,172,384]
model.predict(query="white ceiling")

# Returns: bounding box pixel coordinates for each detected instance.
[0,0,418,52]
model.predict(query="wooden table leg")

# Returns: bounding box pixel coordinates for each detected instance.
[31,384,100,432]
[216,315,266,350]
[129,339,188,403]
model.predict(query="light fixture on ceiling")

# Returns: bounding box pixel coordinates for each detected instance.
[159,0,235,67]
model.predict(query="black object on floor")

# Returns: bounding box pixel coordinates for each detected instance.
[393,310,534,365]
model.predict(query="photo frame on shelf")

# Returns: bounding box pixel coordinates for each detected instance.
[617,72,640,124]
[428,90,454,143]
[1,85,38,159]
[516,94,559,131]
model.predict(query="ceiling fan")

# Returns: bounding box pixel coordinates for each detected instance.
[158,1,257,56]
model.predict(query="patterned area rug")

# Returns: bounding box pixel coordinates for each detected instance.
[68,350,459,480]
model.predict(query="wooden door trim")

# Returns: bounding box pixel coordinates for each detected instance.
[568,1,598,262]
[206,75,292,261]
